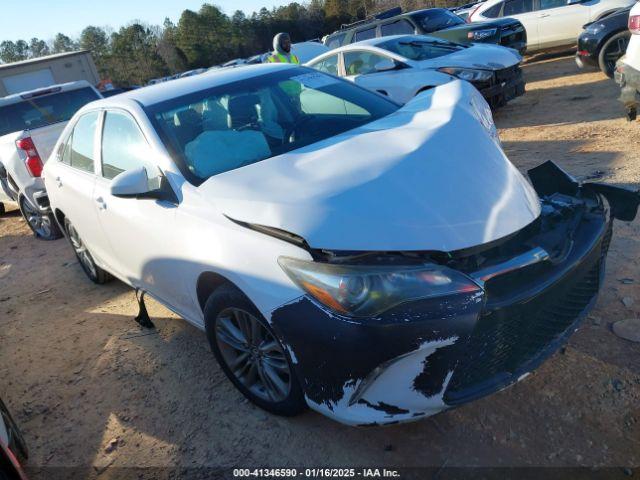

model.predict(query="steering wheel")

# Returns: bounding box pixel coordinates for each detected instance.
[282,115,315,145]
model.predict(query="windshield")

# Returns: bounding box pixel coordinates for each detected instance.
[411,9,465,33]
[378,36,464,61]
[0,87,100,137]
[147,67,399,184]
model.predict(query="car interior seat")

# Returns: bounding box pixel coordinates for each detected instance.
[174,108,203,146]
[228,94,261,130]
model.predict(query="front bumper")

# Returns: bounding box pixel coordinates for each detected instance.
[270,164,638,426]
[614,59,640,120]
[475,65,526,108]
[576,34,599,69]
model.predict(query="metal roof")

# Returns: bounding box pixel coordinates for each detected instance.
[0,51,92,71]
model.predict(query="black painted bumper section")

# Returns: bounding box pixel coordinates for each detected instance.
[271,292,483,413]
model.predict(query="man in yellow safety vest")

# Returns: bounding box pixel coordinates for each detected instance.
[266,33,299,64]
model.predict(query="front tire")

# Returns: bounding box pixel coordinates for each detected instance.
[64,218,111,284]
[19,196,62,240]
[598,31,630,78]
[204,285,306,416]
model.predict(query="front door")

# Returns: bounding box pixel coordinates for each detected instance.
[93,110,183,311]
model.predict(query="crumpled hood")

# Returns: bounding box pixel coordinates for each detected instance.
[416,43,521,71]
[199,80,540,252]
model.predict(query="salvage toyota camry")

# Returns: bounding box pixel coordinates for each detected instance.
[43,64,639,426]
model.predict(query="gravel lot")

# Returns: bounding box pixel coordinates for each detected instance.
[1,54,639,479]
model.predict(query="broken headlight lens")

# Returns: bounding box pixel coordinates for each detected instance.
[438,67,494,82]
[278,257,482,317]
[467,28,498,41]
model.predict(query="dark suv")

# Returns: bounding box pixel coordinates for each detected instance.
[323,7,527,54]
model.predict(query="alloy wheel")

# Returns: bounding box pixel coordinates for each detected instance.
[67,224,97,279]
[603,36,629,73]
[20,198,52,238]
[215,307,292,402]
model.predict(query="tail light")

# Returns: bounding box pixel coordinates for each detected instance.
[630,15,640,34]
[15,137,43,177]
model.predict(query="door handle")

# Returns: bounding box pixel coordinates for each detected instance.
[538,13,550,17]
[95,196,106,210]
[54,176,63,188]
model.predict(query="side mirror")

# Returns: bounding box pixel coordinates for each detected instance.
[374,58,397,72]
[110,166,177,203]
[110,166,154,197]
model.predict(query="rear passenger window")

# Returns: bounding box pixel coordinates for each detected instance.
[483,2,504,17]
[101,111,154,180]
[69,111,99,173]
[309,55,340,76]
[504,0,534,15]
[380,20,415,36]
[354,27,377,42]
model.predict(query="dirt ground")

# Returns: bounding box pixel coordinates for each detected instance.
[1,55,639,479]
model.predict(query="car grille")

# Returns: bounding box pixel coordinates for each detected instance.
[444,223,610,405]
[495,64,522,84]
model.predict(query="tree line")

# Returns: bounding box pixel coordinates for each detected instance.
[0,0,463,86]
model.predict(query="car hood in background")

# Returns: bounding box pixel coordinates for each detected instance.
[199,80,540,252]
[414,42,521,71]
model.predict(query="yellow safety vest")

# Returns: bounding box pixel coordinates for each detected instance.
[267,53,300,64]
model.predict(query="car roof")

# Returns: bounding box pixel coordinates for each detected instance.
[318,34,443,55]
[0,80,94,106]
[86,63,298,110]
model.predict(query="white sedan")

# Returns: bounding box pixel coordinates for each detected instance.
[43,64,633,426]
[307,34,524,107]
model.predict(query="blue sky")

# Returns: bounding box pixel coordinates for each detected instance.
[0,0,291,42]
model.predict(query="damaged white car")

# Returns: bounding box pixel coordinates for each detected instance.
[43,64,639,426]
[307,34,525,107]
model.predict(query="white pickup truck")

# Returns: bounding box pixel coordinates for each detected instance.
[0,81,102,239]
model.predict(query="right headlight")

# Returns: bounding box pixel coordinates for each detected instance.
[278,257,482,318]
[438,67,494,82]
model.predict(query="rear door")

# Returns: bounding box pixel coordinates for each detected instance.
[502,0,540,49]
[537,0,591,47]
[92,109,181,307]
[50,111,106,260]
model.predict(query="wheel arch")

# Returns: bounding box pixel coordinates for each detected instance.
[54,208,67,233]
[196,271,242,313]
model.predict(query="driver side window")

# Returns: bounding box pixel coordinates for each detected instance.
[344,51,390,76]
[101,111,156,180]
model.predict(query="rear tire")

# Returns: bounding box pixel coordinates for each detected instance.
[598,31,630,78]
[19,196,62,240]
[204,284,307,416]
[64,218,111,284]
